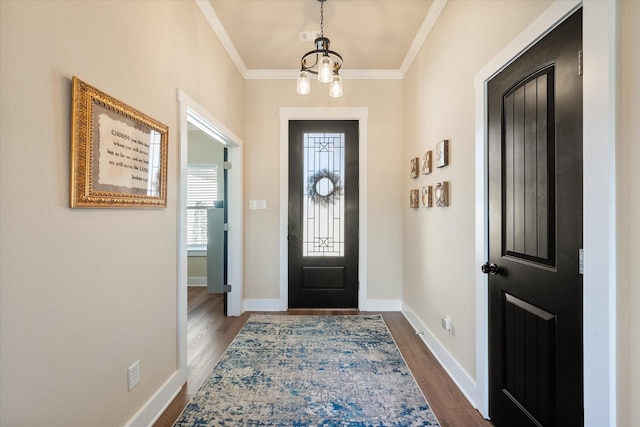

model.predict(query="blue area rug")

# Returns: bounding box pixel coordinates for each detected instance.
[174,314,440,426]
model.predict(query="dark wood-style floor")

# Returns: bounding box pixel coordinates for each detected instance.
[153,287,492,427]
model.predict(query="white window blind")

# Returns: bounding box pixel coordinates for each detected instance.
[187,164,218,247]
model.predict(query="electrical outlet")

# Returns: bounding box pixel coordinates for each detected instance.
[128,360,140,391]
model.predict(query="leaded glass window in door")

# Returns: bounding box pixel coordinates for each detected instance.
[302,132,345,257]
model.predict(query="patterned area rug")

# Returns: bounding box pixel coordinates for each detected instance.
[174,314,440,426]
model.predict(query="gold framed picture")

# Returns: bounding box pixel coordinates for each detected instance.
[70,77,168,208]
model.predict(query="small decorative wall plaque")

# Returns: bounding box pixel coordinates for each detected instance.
[410,157,419,178]
[422,151,432,175]
[421,186,433,208]
[436,139,449,168]
[435,181,449,207]
[410,189,420,208]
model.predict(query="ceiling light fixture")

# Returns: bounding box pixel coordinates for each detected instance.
[296,0,343,98]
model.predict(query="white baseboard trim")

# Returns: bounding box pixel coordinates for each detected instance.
[123,369,184,427]
[401,302,481,411]
[244,299,283,311]
[187,277,207,286]
[365,299,402,312]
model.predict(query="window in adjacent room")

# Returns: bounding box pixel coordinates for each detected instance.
[187,164,218,248]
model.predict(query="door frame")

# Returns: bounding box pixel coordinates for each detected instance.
[473,0,617,424]
[279,108,368,310]
[177,89,244,382]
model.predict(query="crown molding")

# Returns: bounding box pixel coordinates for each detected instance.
[244,69,403,80]
[195,0,248,76]
[400,0,448,77]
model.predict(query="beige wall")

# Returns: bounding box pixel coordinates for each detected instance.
[243,79,405,302]
[188,256,208,279]
[1,0,638,425]
[618,0,640,424]
[0,1,243,426]
[402,0,553,380]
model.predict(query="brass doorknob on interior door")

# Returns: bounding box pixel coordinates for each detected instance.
[481,262,500,275]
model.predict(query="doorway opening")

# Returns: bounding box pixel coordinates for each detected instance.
[177,90,244,383]
[278,108,368,312]
[485,9,583,425]
[473,1,616,423]
[186,128,227,308]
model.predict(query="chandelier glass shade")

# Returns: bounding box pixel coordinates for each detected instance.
[296,0,343,98]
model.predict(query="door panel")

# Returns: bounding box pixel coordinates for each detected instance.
[206,205,224,293]
[206,144,227,314]
[487,9,582,427]
[504,70,553,263]
[288,120,358,308]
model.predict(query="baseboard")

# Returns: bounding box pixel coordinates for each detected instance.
[365,299,402,311]
[244,299,284,311]
[401,302,480,411]
[123,369,184,427]
[188,277,207,286]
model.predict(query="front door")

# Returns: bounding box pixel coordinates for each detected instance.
[288,120,359,308]
[486,9,583,426]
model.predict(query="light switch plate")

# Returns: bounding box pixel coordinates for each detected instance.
[249,200,267,210]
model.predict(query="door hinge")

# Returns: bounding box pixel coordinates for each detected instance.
[223,284,232,292]
[223,223,229,232]
[578,50,583,76]
[223,161,232,170]
[579,248,584,275]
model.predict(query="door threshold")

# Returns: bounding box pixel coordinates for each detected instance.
[287,308,360,314]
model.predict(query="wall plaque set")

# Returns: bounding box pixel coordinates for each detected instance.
[409,139,450,208]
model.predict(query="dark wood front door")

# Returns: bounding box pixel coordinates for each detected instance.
[487,9,583,426]
[288,120,359,308]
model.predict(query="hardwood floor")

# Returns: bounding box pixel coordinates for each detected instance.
[154,287,491,426]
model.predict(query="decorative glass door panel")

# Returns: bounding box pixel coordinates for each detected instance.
[288,120,358,308]
[303,132,345,257]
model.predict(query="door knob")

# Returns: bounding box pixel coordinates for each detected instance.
[481,262,500,275]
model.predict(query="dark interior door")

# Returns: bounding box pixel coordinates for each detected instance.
[223,147,229,315]
[288,120,359,308]
[206,146,228,314]
[206,144,225,295]
[487,9,583,426]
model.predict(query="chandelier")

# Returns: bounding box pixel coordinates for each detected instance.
[296,0,343,98]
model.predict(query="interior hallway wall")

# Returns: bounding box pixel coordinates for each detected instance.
[0,1,243,425]
[402,0,554,383]
[617,0,640,424]
[242,79,404,306]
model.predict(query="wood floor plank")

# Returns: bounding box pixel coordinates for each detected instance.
[153,288,491,426]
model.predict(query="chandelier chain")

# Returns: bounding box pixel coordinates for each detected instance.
[320,1,324,37]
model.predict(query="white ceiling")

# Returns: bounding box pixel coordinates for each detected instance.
[202,0,441,78]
